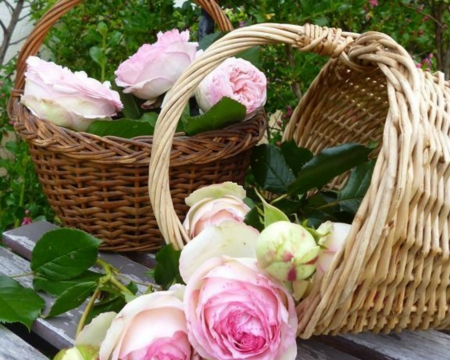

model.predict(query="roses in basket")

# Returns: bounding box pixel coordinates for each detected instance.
[21,29,267,137]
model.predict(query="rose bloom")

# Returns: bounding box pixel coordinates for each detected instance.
[195,57,267,115]
[22,56,122,132]
[99,287,198,360]
[183,195,250,238]
[115,29,198,104]
[185,256,298,360]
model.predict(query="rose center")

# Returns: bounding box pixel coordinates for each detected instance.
[226,310,266,352]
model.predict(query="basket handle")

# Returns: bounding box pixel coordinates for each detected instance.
[12,0,233,93]
[148,23,362,249]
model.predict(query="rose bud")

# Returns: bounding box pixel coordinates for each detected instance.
[256,221,321,282]
[316,221,351,275]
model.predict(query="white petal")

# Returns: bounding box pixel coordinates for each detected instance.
[179,221,259,283]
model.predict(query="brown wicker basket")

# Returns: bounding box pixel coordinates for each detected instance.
[149,23,450,337]
[8,0,266,252]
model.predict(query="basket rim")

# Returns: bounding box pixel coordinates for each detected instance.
[12,98,266,166]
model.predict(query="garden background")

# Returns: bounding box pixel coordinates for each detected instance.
[0,0,448,233]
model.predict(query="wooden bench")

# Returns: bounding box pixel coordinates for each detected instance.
[1,221,449,360]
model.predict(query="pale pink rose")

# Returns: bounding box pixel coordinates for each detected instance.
[99,288,197,360]
[179,221,260,283]
[22,56,122,132]
[183,195,251,238]
[115,29,198,104]
[185,256,298,360]
[195,57,267,115]
[316,221,351,275]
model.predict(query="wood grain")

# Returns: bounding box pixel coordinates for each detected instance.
[0,325,48,360]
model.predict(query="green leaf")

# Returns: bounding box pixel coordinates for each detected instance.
[46,282,97,318]
[108,31,123,48]
[97,22,108,37]
[114,83,141,119]
[288,144,372,195]
[337,160,375,215]
[198,31,222,50]
[255,190,290,227]
[279,141,314,175]
[244,206,265,232]
[182,97,246,136]
[31,228,101,281]
[153,245,183,290]
[86,113,158,138]
[33,270,102,296]
[89,46,106,67]
[236,47,261,68]
[250,144,296,193]
[0,276,45,330]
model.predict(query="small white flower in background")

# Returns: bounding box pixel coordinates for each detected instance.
[256,221,321,282]
[195,57,267,116]
[183,182,251,238]
[22,56,122,132]
[115,29,199,105]
[316,221,351,275]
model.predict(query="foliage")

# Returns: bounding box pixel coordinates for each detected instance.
[0,58,55,232]
[29,0,200,82]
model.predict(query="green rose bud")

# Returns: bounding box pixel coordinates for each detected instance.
[256,221,320,282]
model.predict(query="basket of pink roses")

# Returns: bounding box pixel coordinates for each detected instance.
[147,22,450,344]
[8,0,266,252]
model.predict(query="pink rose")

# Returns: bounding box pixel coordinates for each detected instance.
[115,29,198,104]
[183,195,250,238]
[195,57,267,115]
[183,182,250,238]
[22,56,122,132]
[184,256,298,360]
[99,287,197,360]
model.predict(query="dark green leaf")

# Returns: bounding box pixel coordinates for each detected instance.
[250,144,296,193]
[31,228,101,281]
[108,31,123,48]
[280,141,314,175]
[33,270,102,296]
[198,31,222,50]
[86,113,158,138]
[337,160,375,214]
[288,144,372,195]
[153,245,183,290]
[115,86,142,119]
[46,282,97,318]
[236,47,261,68]
[244,206,264,232]
[182,97,246,136]
[0,276,45,330]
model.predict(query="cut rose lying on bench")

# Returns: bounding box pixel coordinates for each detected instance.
[49,182,350,360]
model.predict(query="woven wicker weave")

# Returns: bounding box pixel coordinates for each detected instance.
[8,0,266,252]
[148,23,450,337]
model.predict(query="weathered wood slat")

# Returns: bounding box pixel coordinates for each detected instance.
[0,325,49,360]
[317,330,450,360]
[1,221,362,360]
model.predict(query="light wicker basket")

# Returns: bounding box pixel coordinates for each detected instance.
[149,23,450,337]
[8,0,266,252]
